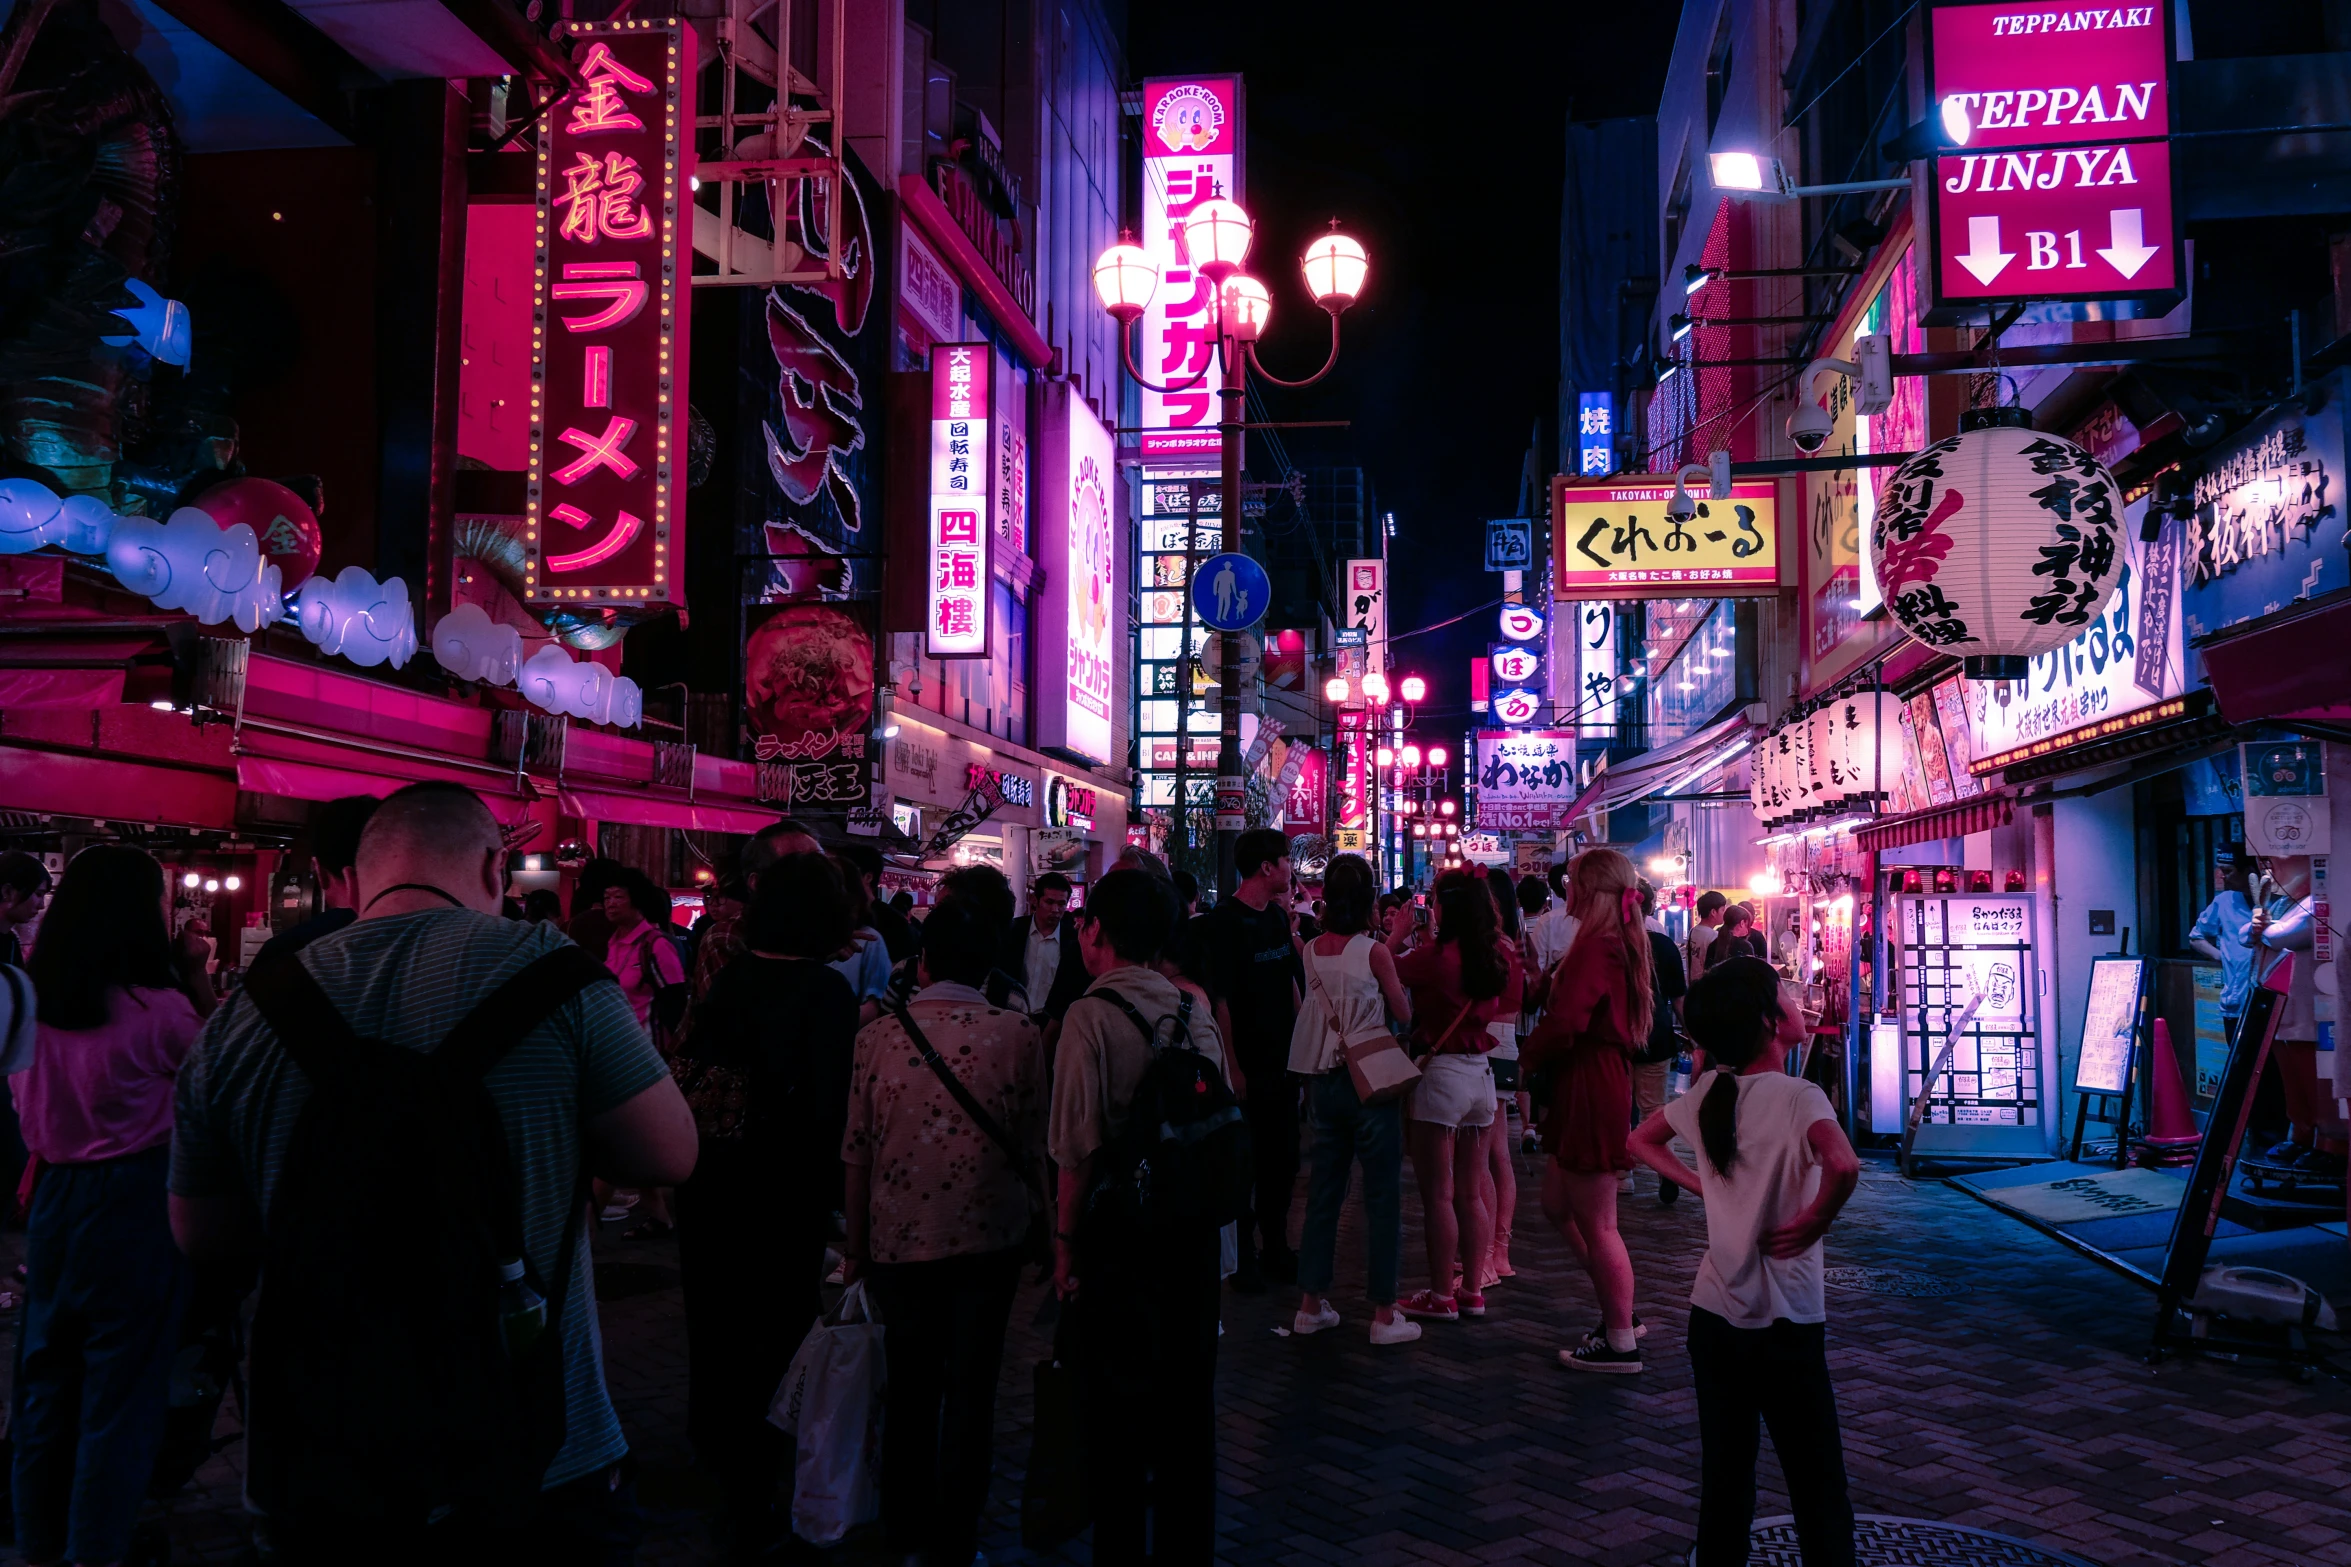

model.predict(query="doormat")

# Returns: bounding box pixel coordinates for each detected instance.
[1981,1167,2185,1225]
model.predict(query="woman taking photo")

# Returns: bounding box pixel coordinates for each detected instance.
[1629,957,1859,1564]
[15,844,214,1566]
[1522,847,1652,1372]
[672,852,860,1558]
[1289,854,1419,1346]
[1388,871,1519,1322]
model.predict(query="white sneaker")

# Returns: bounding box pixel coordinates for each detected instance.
[1293,1302,1342,1335]
[1370,1314,1423,1346]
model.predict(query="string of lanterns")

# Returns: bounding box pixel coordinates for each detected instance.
[0,477,640,728]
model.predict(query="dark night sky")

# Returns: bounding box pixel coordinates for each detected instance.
[1127,2,1686,753]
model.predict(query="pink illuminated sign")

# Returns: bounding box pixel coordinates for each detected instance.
[524,19,695,610]
[926,345,993,658]
[1137,76,1242,468]
[1926,1,2174,304]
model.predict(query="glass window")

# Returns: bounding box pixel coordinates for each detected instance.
[1141,699,1178,733]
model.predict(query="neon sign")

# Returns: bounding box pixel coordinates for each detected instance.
[927,345,994,657]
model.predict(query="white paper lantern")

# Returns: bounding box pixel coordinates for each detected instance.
[1806,705,1839,814]
[1869,409,2127,680]
[1830,693,1886,808]
[1788,711,1814,817]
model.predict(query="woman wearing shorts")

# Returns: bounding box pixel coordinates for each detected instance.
[1522,848,1653,1371]
[1387,871,1520,1322]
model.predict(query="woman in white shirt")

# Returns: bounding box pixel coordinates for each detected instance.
[1628,955,1860,1566]
[1289,855,1421,1346]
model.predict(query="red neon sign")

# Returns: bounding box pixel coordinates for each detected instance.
[524,19,696,610]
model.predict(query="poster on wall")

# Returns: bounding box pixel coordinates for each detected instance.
[1137,76,1242,466]
[1035,382,1117,763]
[744,601,874,805]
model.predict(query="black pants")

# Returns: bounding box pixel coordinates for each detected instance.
[1075,1226,1220,1565]
[674,1154,825,1530]
[865,1247,1024,1565]
[1238,1051,1299,1260]
[1687,1307,1854,1567]
[265,1460,645,1566]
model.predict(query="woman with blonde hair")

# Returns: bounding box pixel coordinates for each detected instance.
[1522,847,1654,1372]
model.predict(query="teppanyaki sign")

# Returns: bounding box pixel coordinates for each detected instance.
[1922,1,2177,313]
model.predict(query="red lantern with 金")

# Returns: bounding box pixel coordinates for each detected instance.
[193,477,321,588]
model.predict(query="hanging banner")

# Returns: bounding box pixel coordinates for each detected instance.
[1551,477,1783,599]
[1137,76,1242,466]
[1474,729,1582,830]
[925,344,994,657]
[1036,382,1117,762]
[524,18,696,611]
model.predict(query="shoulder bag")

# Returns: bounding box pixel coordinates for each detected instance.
[1302,943,1419,1106]
[886,1000,1051,1263]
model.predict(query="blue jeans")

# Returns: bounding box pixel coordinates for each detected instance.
[1297,1069,1403,1305]
[13,1143,186,1566]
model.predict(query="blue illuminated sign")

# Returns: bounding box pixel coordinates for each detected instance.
[1577,392,1614,477]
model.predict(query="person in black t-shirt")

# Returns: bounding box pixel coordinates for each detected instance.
[254,795,380,965]
[1202,828,1304,1290]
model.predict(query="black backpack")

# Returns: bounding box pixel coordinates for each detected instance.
[240,944,617,1529]
[1085,988,1253,1233]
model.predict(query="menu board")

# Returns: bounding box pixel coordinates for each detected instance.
[2074,956,2144,1095]
[1898,894,2045,1155]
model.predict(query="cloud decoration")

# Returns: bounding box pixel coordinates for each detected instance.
[0,479,112,556]
[431,602,524,685]
[106,508,283,633]
[517,643,643,728]
[292,566,417,669]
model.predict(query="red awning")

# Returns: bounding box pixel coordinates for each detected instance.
[2198,591,2351,732]
[1854,792,2014,852]
[0,745,236,829]
[0,668,125,708]
[557,786,779,836]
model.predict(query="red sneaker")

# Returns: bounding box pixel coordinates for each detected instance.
[1396,1289,1459,1322]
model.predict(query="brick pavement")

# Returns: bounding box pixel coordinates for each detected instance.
[5,1143,2350,1566]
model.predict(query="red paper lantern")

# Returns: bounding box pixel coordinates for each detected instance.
[194,478,321,589]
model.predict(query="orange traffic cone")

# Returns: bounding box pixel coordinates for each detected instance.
[2139,1018,2200,1166]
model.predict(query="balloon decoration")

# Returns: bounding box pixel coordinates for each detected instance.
[1869,410,2126,680]
[106,510,285,633]
[191,478,322,589]
[292,568,418,668]
[431,602,524,686]
[518,643,644,727]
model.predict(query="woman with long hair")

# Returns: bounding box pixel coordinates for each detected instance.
[1479,867,1525,1288]
[1289,854,1419,1345]
[1629,957,1859,1564]
[15,844,214,1566]
[1387,870,1520,1322]
[1522,848,1653,1371]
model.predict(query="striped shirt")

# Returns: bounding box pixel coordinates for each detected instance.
[171,909,670,1488]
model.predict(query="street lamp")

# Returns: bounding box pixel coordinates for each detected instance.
[1096,202,1369,894]
[1323,673,1350,702]
[1399,675,1427,705]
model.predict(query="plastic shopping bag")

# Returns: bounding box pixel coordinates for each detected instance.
[766,1281,887,1545]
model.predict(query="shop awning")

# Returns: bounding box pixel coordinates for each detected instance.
[557,787,781,837]
[1854,793,2014,852]
[1984,693,2231,787]
[1565,712,1759,829]
[2198,589,2351,738]
[0,744,237,830]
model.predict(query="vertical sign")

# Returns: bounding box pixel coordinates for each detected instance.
[1036,382,1117,763]
[1336,708,1370,834]
[926,345,993,657]
[1138,76,1242,466]
[525,18,696,610]
[1343,558,1385,675]
[1574,600,1618,739]
[1577,391,1615,476]
[1925,4,2176,305]
[1284,746,1326,832]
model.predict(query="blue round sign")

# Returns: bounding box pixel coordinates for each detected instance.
[1190,552,1271,632]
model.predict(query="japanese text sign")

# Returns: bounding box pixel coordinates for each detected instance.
[1336,708,1370,832]
[1474,731,1581,831]
[1926,2,2175,303]
[927,344,994,658]
[1550,477,1780,600]
[525,18,695,610]
[1036,382,1118,763]
[1138,76,1241,466]
[1285,746,1326,833]
[1577,392,1615,476]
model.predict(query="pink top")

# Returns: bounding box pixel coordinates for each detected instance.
[605,923,686,1028]
[13,986,203,1163]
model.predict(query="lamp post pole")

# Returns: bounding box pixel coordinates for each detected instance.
[1213,353,1247,896]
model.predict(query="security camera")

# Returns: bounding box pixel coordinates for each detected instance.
[1789,398,1834,454]
[1666,464,1709,522]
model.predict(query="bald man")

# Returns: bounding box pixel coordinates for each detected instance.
[169,781,696,1559]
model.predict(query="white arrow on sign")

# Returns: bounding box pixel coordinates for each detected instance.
[2095,208,2161,280]
[1955,214,2014,285]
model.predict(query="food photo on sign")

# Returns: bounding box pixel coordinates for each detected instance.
[743,602,875,808]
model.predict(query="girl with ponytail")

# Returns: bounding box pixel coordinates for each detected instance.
[1628,955,1861,1563]
[1521,848,1654,1372]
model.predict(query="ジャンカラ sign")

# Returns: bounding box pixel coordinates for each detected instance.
[1550,477,1781,600]
[524,18,696,610]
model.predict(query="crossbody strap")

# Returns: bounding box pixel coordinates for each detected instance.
[242,952,370,1090]
[888,999,1042,1202]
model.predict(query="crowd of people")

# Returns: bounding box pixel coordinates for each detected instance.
[0,805,1883,1567]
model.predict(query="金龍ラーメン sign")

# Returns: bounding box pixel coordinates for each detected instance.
[524,19,696,609]
[927,345,994,657]
[1550,477,1781,601]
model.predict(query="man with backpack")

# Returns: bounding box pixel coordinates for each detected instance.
[1051,868,1246,1567]
[168,782,699,1564]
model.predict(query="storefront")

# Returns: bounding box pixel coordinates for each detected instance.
[883,715,1127,906]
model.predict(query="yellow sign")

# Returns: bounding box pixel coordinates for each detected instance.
[1334,829,1365,852]
[1551,477,1782,601]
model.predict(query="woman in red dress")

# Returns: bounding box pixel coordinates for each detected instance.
[1522,848,1654,1372]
